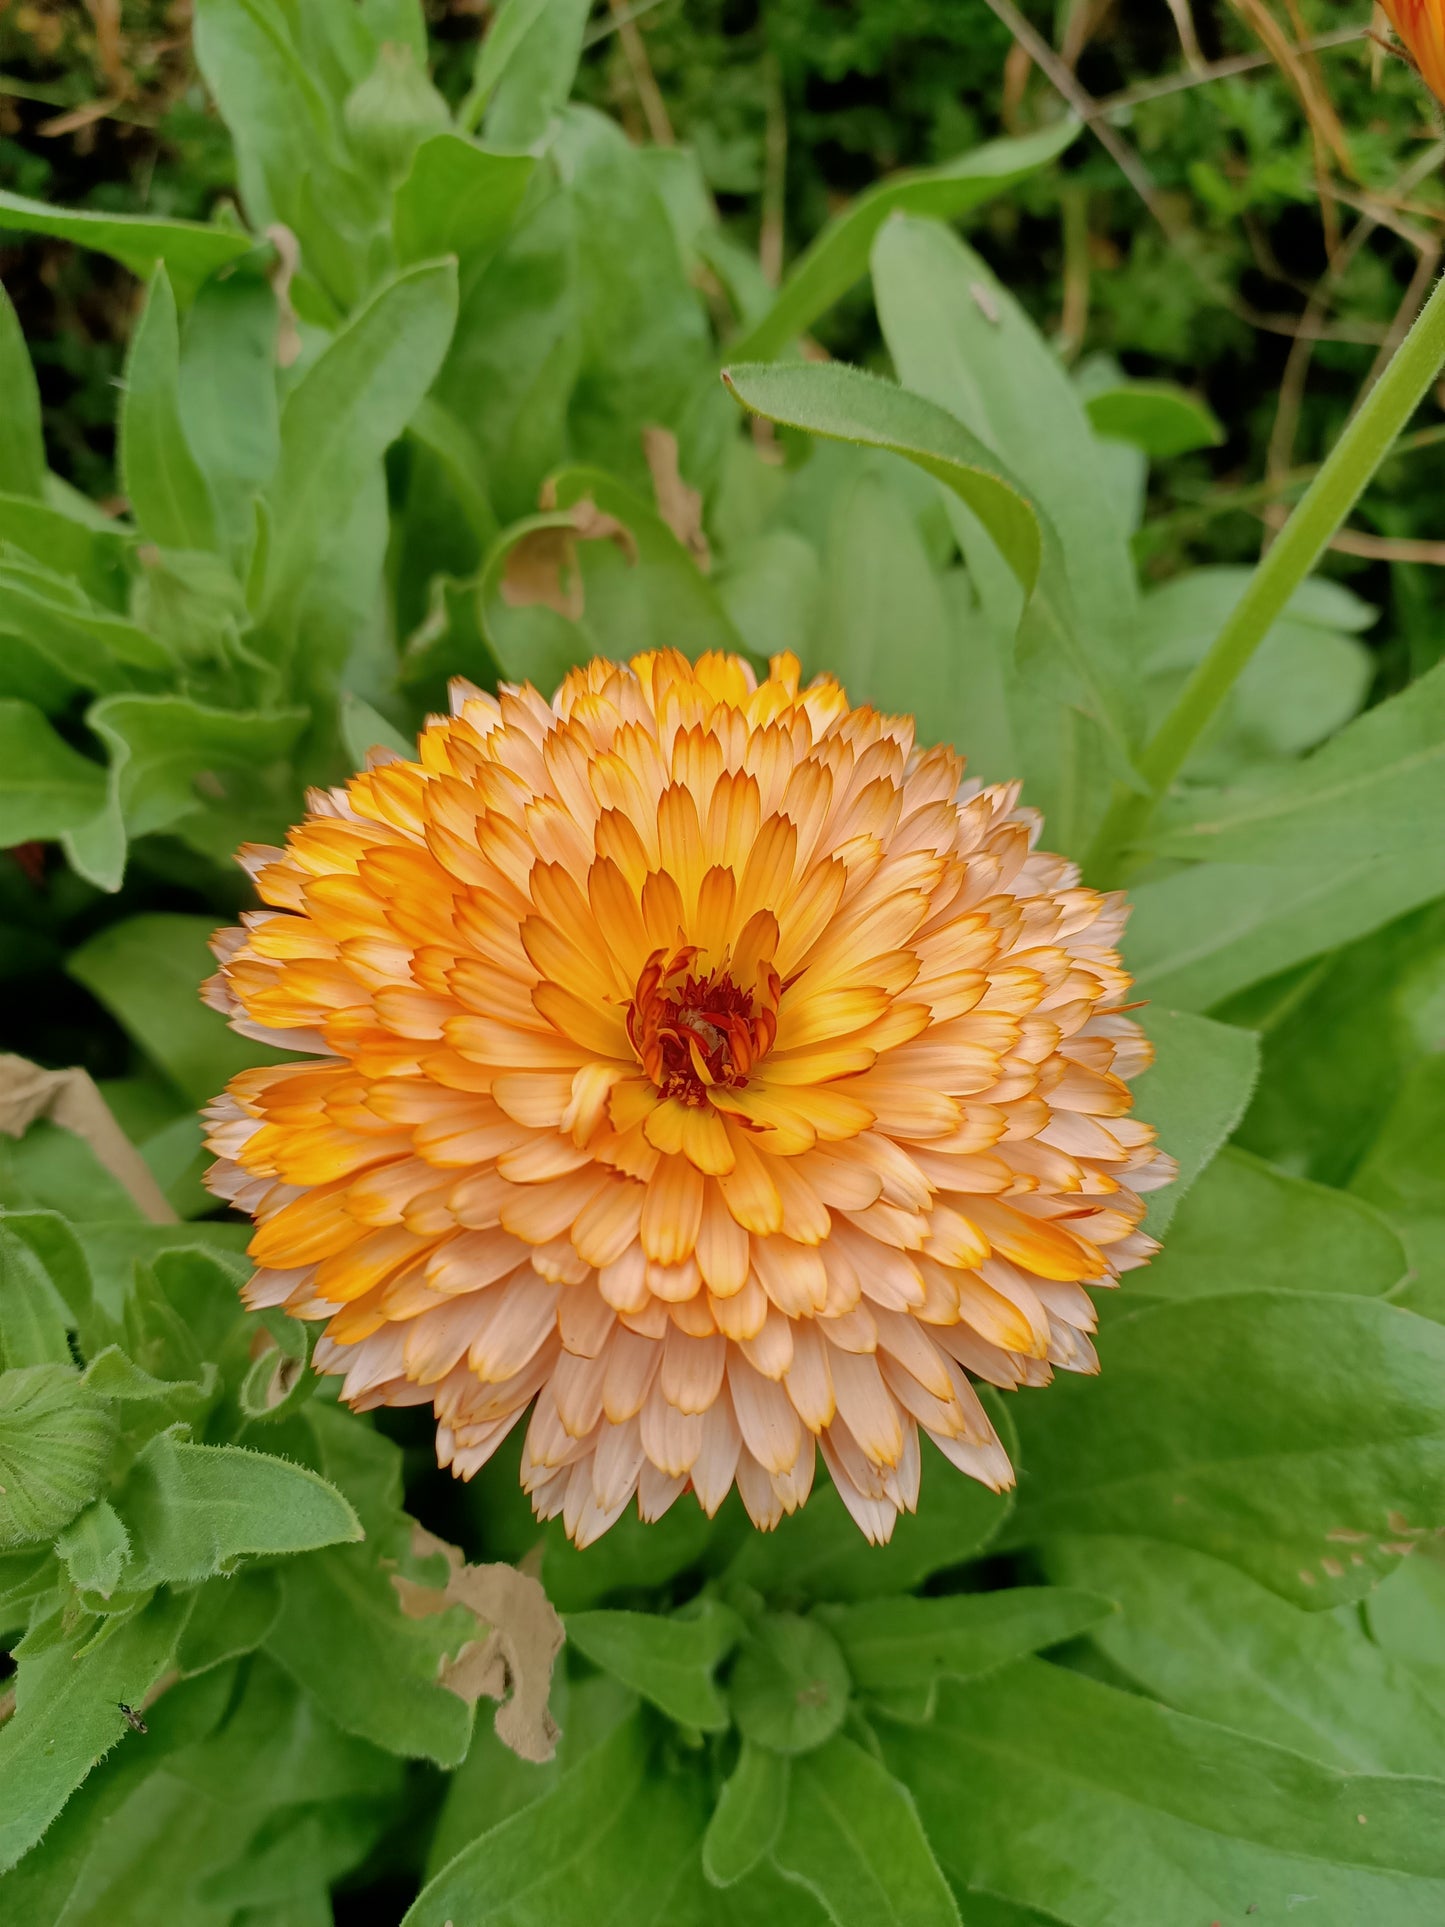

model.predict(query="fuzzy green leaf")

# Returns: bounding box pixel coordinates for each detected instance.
[0,1365,116,1549]
[565,1599,743,1731]
[1084,382,1224,457]
[116,1435,361,1587]
[884,1658,1445,1926]
[55,1498,131,1599]
[1046,1534,1445,1775]
[771,1735,961,1927]
[120,268,220,553]
[0,281,46,499]
[1128,1006,1259,1233]
[703,1740,788,1888]
[394,134,535,265]
[1007,1292,1445,1608]
[0,188,254,303]
[818,1588,1113,1721]
[0,701,106,844]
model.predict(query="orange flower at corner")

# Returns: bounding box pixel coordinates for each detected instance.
[203,652,1174,1546]
[1379,0,1445,106]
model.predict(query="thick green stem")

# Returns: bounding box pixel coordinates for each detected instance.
[1091,267,1445,884]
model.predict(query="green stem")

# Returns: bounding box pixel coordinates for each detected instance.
[1091,267,1445,885]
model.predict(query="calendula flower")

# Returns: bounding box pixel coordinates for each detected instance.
[203,653,1171,1546]
[1379,0,1445,104]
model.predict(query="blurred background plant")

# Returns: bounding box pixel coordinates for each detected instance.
[6,1,1445,688]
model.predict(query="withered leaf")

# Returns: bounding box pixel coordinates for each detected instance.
[0,1053,177,1224]
[643,424,711,570]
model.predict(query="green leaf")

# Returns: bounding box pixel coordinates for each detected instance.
[818,1588,1114,1722]
[55,1499,131,1599]
[713,530,823,668]
[178,258,281,559]
[67,911,293,1105]
[0,1588,192,1874]
[0,281,45,498]
[120,268,220,554]
[731,122,1077,361]
[1151,660,1445,868]
[565,1599,743,1731]
[703,1740,788,1887]
[887,1658,1445,1927]
[0,1219,73,1368]
[0,699,106,843]
[66,694,309,890]
[1124,848,1445,1014]
[403,1712,709,1927]
[724,361,1040,605]
[1352,1057,1445,1322]
[0,1364,115,1549]
[177,1566,283,1676]
[260,259,459,666]
[1127,1005,1259,1233]
[721,359,1138,827]
[0,188,255,304]
[1046,1534,1445,1775]
[727,1432,1012,1605]
[0,492,129,604]
[265,1543,473,1767]
[1142,1146,1407,1300]
[1006,1291,1445,1608]
[0,559,171,691]
[116,1434,361,1586]
[479,0,590,148]
[82,1344,214,1420]
[0,1212,93,1352]
[771,1734,961,1927]
[872,216,1138,667]
[394,134,535,265]
[818,468,955,725]
[1083,381,1224,457]
[729,1612,852,1756]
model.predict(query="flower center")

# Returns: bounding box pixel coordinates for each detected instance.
[628,945,777,1103]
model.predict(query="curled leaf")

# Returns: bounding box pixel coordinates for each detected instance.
[499,495,638,619]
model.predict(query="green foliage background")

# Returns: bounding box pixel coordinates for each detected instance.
[0,2,1444,1923]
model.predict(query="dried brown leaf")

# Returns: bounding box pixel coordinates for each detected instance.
[500,498,638,619]
[642,425,710,570]
[393,1524,564,1764]
[0,1053,176,1224]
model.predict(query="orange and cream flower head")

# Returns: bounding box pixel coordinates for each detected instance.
[1379,0,1445,105]
[203,652,1173,1546]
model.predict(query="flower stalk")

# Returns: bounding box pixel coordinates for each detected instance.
[1090,265,1445,884]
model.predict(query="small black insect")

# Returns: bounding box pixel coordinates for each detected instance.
[117,1702,147,1735]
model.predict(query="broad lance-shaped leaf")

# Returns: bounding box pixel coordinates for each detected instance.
[0,1221,73,1368]
[67,911,292,1105]
[176,260,280,559]
[1124,846,1445,1014]
[0,1364,116,1548]
[265,1544,474,1769]
[120,267,219,554]
[1150,658,1445,867]
[730,121,1077,361]
[478,0,590,148]
[115,1434,361,1587]
[721,361,1138,794]
[872,216,1138,679]
[54,1499,130,1599]
[817,1588,1113,1721]
[260,259,459,662]
[1141,1145,1407,1301]
[771,1735,961,1927]
[62,697,308,894]
[0,1588,191,1874]
[0,187,254,304]
[703,1741,788,1888]
[885,1659,1445,1927]
[1127,1006,1259,1235]
[1045,1534,1445,1776]
[564,1600,743,1731]
[1005,1291,1445,1609]
[403,1714,710,1927]
[0,700,107,845]
[394,134,534,265]
[1083,381,1224,458]
[0,280,45,498]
